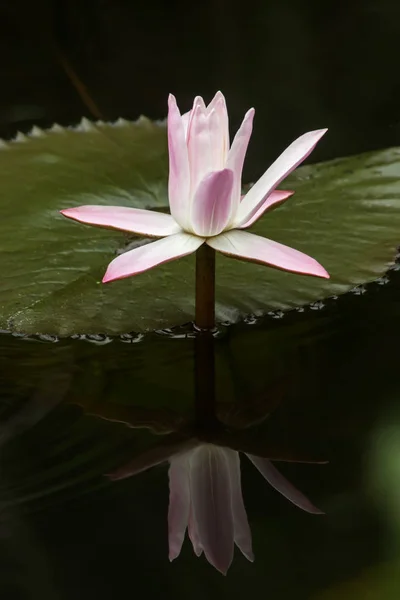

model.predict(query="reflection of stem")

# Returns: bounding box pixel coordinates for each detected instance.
[194,332,218,433]
[195,245,215,330]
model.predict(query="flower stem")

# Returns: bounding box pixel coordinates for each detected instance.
[195,244,215,330]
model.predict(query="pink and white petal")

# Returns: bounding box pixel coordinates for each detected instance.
[187,103,214,195]
[208,108,227,170]
[226,451,254,562]
[107,439,195,481]
[168,456,191,561]
[189,446,235,575]
[61,205,181,237]
[237,190,294,229]
[206,90,226,113]
[191,169,235,237]
[181,111,191,138]
[206,230,329,279]
[103,232,204,282]
[237,129,328,225]
[188,506,203,557]
[168,94,191,229]
[182,111,191,138]
[191,95,207,112]
[225,108,255,220]
[246,455,324,514]
[207,92,229,165]
[185,96,206,140]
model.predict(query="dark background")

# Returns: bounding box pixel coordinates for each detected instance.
[2,1,400,598]
[2,0,400,175]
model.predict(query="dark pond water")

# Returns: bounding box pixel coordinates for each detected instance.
[2,0,400,598]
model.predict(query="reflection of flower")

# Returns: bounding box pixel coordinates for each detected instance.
[110,442,322,575]
[61,92,329,283]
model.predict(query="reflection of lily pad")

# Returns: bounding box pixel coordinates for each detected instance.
[0,119,399,335]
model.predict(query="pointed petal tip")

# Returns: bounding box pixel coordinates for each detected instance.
[318,266,330,279]
[208,230,330,280]
[242,107,255,123]
[301,263,330,280]
[192,96,206,110]
[210,90,225,104]
[106,471,123,481]
[168,549,179,562]
[248,553,255,562]
[212,562,229,576]
[313,127,328,138]
[60,208,74,217]
[102,271,114,284]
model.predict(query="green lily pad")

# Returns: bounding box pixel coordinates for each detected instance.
[0,118,399,335]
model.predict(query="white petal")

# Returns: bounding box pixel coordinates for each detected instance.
[236,129,328,225]
[103,232,204,282]
[246,455,324,514]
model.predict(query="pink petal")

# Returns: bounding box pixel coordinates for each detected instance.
[102,232,204,282]
[227,452,254,562]
[187,103,214,195]
[60,205,181,237]
[168,456,191,561]
[189,446,235,575]
[206,229,330,279]
[237,190,294,229]
[168,94,191,229]
[191,169,235,236]
[225,108,255,220]
[237,129,328,225]
[246,455,324,514]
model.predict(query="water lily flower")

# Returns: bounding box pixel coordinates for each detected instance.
[110,442,322,575]
[61,92,329,283]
